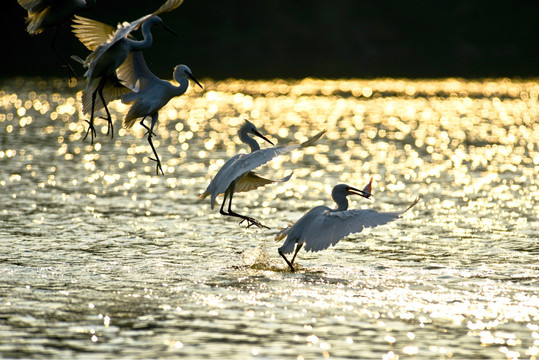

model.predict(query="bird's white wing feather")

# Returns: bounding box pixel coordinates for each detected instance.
[17,0,48,12]
[72,15,116,51]
[235,171,293,193]
[116,51,158,91]
[302,209,403,252]
[210,145,300,198]
[279,198,419,254]
[153,0,184,15]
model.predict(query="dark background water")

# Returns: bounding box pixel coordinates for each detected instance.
[3,0,539,79]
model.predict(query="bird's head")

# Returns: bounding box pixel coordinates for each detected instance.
[241,120,274,145]
[149,15,177,36]
[333,182,372,200]
[173,65,203,89]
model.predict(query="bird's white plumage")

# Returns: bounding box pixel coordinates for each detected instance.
[19,0,94,34]
[72,15,116,51]
[204,144,302,209]
[278,206,406,254]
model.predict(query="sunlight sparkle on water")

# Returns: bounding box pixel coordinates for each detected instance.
[0,78,538,359]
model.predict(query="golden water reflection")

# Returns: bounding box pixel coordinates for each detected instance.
[0,77,538,359]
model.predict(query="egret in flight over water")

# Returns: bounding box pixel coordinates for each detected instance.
[17,0,96,80]
[200,121,325,228]
[71,0,183,143]
[276,179,419,272]
[118,51,202,175]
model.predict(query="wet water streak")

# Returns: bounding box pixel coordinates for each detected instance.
[0,78,538,359]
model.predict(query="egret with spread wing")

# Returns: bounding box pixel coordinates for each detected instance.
[117,51,202,175]
[277,180,419,271]
[18,0,96,80]
[71,0,183,143]
[200,121,325,229]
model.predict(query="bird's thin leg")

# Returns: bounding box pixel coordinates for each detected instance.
[83,86,99,144]
[51,25,78,82]
[97,85,113,139]
[146,113,163,176]
[225,185,269,229]
[278,250,296,272]
[139,117,157,137]
[290,243,303,265]
[219,191,230,216]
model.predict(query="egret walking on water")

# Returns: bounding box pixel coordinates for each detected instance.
[71,0,183,143]
[276,179,419,271]
[200,121,325,228]
[118,52,202,175]
[17,0,96,80]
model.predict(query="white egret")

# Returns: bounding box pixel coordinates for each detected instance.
[17,0,96,80]
[71,0,183,143]
[200,121,325,228]
[276,180,419,271]
[118,52,202,175]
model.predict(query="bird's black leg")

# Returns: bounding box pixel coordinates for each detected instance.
[84,87,99,144]
[140,117,157,137]
[290,243,303,265]
[97,85,113,139]
[278,250,296,272]
[279,243,303,272]
[224,185,269,229]
[147,135,164,176]
[145,113,164,175]
[51,25,78,82]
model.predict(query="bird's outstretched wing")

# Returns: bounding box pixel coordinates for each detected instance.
[116,51,158,91]
[72,15,116,51]
[303,198,419,252]
[235,171,293,193]
[153,0,184,15]
[211,130,325,197]
[279,198,419,254]
[17,0,48,12]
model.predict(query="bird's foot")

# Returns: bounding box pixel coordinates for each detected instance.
[239,216,269,229]
[149,156,164,176]
[97,116,114,139]
[83,120,97,144]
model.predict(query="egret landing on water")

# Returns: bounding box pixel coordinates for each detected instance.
[200,120,325,229]
[17,0,96,81]
[276,180,420,272]
[71,0,183,144]
[118,53,202,175]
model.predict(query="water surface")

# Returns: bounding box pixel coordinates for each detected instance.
[1,77,538,359]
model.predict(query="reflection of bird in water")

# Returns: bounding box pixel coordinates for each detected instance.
[71,0,183,143]
[17,0,97,80]
[118,51,202,175]
[200,120,325,229]
[277,180,419,272]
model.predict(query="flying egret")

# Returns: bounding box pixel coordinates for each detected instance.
[276,180,419,272]
[17,0,96,80]
[118,52,202,175]
[200,121,325,228]
[71,0,183,143]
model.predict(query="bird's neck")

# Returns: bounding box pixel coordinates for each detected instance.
[333,195,349,212]
[130,22,154,51]
[239,131,260,152]
[173,73,190,96]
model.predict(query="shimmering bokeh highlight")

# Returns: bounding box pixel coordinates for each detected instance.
[0,78,537,359]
